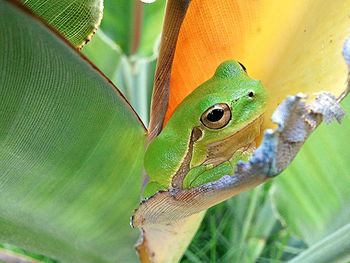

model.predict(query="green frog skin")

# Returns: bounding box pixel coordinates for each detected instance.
[143,60,267,198]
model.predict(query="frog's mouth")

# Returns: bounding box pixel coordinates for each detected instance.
[203,115,264,167]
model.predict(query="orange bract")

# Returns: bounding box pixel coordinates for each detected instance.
[165,0,349,128]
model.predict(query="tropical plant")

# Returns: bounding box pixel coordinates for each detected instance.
[1,0,350,263]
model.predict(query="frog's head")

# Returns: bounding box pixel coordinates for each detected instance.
[169,60,267,168]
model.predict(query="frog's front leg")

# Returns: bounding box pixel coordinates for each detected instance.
[183,148,254,189]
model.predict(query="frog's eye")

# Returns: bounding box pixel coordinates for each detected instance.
[248,90,255,98]
[200,103,231,129]
[238,62,247,72]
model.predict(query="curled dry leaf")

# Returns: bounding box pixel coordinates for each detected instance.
[147,0,191,140]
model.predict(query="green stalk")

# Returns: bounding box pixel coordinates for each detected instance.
[290,223,350,263]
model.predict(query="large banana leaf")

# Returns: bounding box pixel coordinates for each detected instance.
[0,1,145,262]
[20,0,103,48]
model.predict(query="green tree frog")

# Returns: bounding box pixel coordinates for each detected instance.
[144,60,267,197]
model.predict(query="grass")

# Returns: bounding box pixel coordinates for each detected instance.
[181,183,307,263]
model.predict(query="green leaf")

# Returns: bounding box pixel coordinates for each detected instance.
[101,0,165,56]
[0,1,146,262]
[82,30,124,83]
[137,1,165,56]
[272,95,350,245]
[289,223,350,263]
[83,30,157,126]
[19,0,103,47]
[116,57,156,126]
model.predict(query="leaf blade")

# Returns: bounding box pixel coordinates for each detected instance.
[20,0,103,47]
[0,1,145,261]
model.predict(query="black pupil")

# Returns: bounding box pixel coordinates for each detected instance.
[207,108,224,122]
